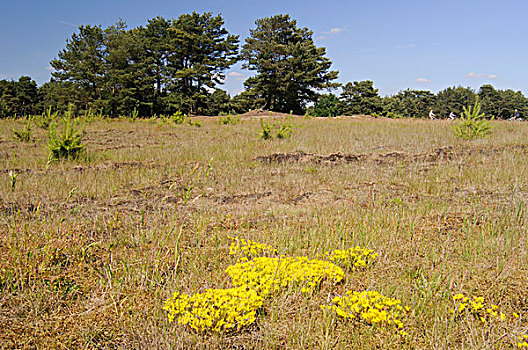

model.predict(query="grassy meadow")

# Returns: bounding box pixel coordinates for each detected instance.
[1,115,527,349]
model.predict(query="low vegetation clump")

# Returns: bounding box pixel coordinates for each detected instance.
[12,120,32,142]
[451,293,517,323]
[163,287,263,332]
[453,98,493,139]
[170,110,187,125]
[46,111,86,161]
[259,117,275,139]
[226,256,344,297]
[219,115,241,125]
[33,106,58,129]
[228,237,277,262]
[258,115,294,139]
[322,290,410,336]
[322,246,378,270]
[276,117,293,139]
[519,334,528,348]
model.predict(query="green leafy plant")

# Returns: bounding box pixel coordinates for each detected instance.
[170,110,187,125]
[453,98,493,139]
[8,171,17,192]
[130,107,139,122]
[82,108,103,124]
[259,117,275,140]
[12,120,33,142]
[276,116,293,139]
[33,107,59,129]
[219,114,241,125]
[187,117,201,127]
[47,105,86,161]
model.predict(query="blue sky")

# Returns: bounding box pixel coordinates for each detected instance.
[1,0,527,96]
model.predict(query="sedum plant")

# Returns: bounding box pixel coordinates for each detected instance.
[226,256,344,297]
[228,237,277,262]
[164,287,263,332]
[453,97,493,139]
[322,246,378,271]
[322,290,411,336]
[47,105,86,160]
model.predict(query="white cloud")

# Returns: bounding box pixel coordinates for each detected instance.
[465,72,498,79]
[397,43,416,49]
[227,71,245,81]
[323,27,343,35]
[45,66,54,71]
[416,78,431,83]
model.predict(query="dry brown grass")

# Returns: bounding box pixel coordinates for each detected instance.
[1,116,527,349]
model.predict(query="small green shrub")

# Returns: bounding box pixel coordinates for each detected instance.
[187,117,201,127]
[8,171,17,192]
[276,117,293,139]
[12,121,32,142]
[453,98,493,139]
[82,108,103,124]
[259,114,294,139]
[170,110,187,125]
[219,115,241,125]
[373,111,403,119]
[33,107,58,129]
[129,107,139,122]
[259,117,275,140]
[47,106,86,161]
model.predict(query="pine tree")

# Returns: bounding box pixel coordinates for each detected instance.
[241,14,338,114]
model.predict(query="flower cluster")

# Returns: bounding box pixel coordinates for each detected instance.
[518,334,528,348]
[323,246,378,270]
[451,293,517,323]
[228,237,277,262]
[163,286,263,332]
[226,256,345,297]
[321,290,410,336]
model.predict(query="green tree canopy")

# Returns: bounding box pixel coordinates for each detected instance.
[49,13,239,116]
[383,89,436,118]
[241,14,339,114]
[313,94,341,117]
[50,24,106,111]
[0,76,39,117]
[339,80,382,116]
[434,86,476,118]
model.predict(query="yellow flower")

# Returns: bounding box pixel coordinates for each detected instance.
[323,246,378,270]
[164,287,263,332]
[322,290,410,335]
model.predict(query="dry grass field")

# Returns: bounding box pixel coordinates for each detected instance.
[1,115,527,349]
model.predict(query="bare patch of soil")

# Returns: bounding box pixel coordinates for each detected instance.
[216,191,273,204]
[255,146,455,165]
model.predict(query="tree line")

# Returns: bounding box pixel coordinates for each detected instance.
[312,81,528,119]
[1,13,527,119]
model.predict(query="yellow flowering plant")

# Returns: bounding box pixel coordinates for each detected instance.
[226,256,345,297]
[322,246,378,270]
[451,293,517,323]
[518,334,528,348]
[228,236,277,262]
[164,286,263,332]
[321,290,410,336]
